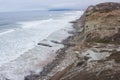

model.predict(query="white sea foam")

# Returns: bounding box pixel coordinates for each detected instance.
[18,18,54,29]
[0,11,83,80]
[0,29,15,36]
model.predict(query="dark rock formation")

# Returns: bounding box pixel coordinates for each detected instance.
[37,43,52,47]
[25,74,40,80]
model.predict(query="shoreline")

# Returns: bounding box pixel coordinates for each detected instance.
[0,25,74,80]
[0,11,83,80]
[24,19,84,80]
[25,29,72,80]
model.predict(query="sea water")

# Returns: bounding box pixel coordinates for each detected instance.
[0,10,83,80]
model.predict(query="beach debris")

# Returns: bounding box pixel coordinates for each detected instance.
[51,40,75,46]
[37,43,52,47]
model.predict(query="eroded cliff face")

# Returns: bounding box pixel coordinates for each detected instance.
[82,2,120,43]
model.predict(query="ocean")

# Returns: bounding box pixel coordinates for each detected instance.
[0,10,83,80]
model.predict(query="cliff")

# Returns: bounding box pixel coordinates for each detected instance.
[48,2,120,80]
[83,2,120,43]
[25,2,120,80]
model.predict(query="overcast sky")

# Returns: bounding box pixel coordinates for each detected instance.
[0,0,119,12]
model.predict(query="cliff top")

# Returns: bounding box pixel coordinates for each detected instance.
[86,2,120,13]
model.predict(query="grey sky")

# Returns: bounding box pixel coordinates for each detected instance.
[0,0,119,12]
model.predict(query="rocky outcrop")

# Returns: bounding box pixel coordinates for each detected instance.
[81,2,120,42]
